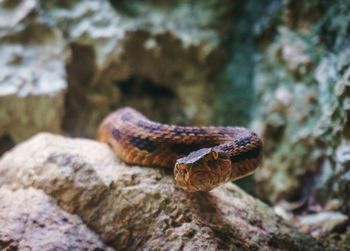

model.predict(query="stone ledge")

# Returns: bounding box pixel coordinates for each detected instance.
[0,133,329,250]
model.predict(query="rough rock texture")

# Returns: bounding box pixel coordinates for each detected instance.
[251,1,350,249]
[0,133,329,251]
[0,187,113,251]
[297,211,348,238]
[0,0,267,139]
[48,0,233,136]
[0,0,236,150]
[0,0,67,153]
[253,1,350,208]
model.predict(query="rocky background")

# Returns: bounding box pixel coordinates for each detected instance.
[0,0,349,250]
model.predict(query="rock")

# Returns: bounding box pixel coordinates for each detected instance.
[298,212,349,238]
[51,0,230,136]
[0,0,233,146]
[0,0,67,154]
[324,199,342,212]
[253,1,350,221]
[277,28,313,76]
[0,187,113,251]
[0,133,328,250]
[336,144,350,168]
[273,205,293,222]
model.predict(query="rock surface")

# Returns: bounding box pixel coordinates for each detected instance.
[251,1,350,248]
[46,0,232,136]
[297,212,348,238]
[0,187,113,251]
[0,133,328,251]
[252,1,350,212]
[0,0,67,153]
[0,0,235,152]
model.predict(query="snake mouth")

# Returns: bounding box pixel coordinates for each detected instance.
[174,156,237,192]
[174,162,220,192]
[174,162,194,191]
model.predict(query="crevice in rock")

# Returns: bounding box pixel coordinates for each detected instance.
[115,75,184,124]
[108,0,140,16]
[119,76,175,98]
[62,43,97,137]
[0,239,17,250]
[0,134,15,156]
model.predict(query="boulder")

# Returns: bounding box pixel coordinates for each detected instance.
[0,187,113,250]
[0,0,67,154]
[0,133,328,250]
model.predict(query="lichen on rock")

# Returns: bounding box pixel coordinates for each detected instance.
[252,1,350,248]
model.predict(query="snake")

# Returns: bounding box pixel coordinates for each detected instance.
[97,107,263,192]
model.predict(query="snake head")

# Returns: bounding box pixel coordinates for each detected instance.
[174,147,232,192]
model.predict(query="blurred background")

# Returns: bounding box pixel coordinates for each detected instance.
[0,0,349,246]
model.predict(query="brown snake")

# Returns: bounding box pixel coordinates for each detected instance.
[97,107,262,192]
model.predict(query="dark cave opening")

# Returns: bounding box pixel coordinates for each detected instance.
[115,76,184,124]
[118,76,175,98]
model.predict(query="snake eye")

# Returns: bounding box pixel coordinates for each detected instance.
[211,150,219,159]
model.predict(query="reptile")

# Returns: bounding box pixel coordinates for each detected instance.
[97,107,262,192]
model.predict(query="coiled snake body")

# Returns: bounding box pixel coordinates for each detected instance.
[97,107,262,192]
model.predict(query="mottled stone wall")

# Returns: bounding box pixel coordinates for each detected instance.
[0,0,67,150]
[59,0,232,136]
[253,0,350,218]
[0,0,240,153]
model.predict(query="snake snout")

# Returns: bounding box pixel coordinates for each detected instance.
[174,162,191,190]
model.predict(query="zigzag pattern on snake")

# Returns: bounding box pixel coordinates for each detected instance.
[97,107,262,192]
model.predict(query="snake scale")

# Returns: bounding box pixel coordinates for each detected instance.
[97,107,263,192]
